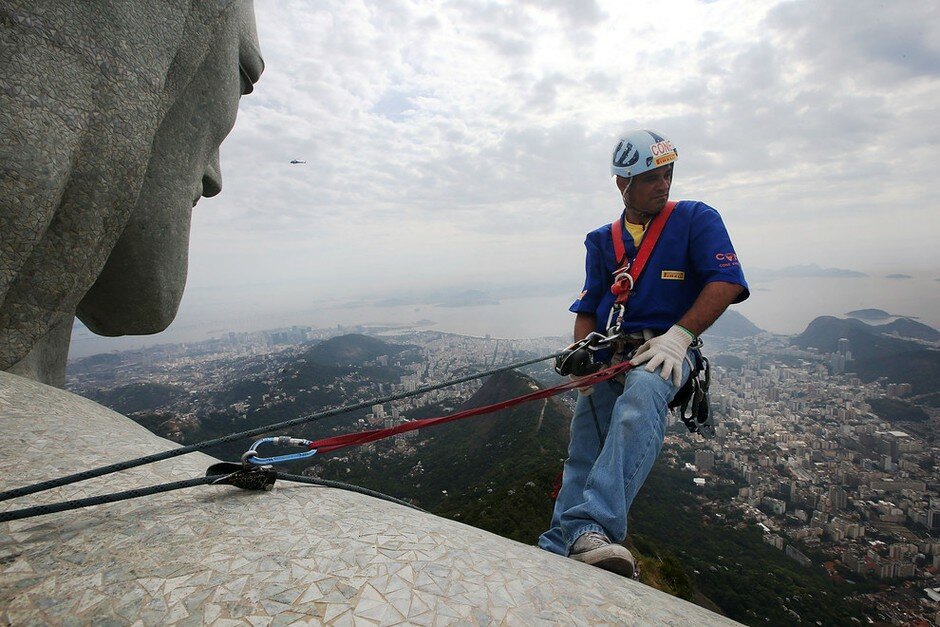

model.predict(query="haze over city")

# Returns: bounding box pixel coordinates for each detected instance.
[72,0,940,356]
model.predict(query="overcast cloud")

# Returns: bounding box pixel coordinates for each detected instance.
[178,0,939,325]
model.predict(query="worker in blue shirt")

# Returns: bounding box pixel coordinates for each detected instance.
[538,130,749,576]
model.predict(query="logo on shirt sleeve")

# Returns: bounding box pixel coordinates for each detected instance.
[661,270,685,280]
[715,252,740,268]
[576,290,587,300]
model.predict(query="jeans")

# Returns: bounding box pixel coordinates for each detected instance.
[537,354,692,555]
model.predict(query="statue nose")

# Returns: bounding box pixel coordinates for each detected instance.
[201,150,222,197]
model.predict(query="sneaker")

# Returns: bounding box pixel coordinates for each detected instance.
[569,532,637,578]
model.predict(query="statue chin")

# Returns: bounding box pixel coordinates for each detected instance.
[76,198,193,336]
[77,279,185,337]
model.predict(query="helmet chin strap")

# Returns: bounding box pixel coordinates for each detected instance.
[619,178,632,209]
[621,181,655,225]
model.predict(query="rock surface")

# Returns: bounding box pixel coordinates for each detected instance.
[0,371,739,624]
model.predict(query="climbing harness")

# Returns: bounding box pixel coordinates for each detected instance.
[554,198,715,439]
[555,201,676,379]
[607,200,676,337]
[612,198,716,438]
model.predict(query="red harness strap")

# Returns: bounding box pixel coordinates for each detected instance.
[609,200,677,304]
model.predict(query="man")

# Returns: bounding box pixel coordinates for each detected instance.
[538,130,748,576]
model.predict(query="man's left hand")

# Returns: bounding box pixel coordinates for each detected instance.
[630,325,694,387]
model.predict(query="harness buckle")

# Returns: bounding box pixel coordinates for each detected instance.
[241,436,318,466]
[610,268,634,298]
[606,303,627,337]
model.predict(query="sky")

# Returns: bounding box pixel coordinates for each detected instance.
[75,0,940,354]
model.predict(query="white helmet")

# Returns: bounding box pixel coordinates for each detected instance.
[610,129,678,178]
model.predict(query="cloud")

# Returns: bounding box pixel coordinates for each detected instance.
[767,0,940,85]
[186,0,940,315]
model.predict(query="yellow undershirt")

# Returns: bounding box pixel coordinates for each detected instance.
[624,219,647,249]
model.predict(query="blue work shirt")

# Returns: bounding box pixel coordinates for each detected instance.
[571,200,749,336]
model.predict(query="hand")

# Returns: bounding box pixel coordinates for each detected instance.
[630,325,694,387]
[569,374,594,396]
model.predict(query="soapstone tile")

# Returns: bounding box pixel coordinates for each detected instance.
[267,584,305,605]
[3,554,34,573]
[167,585,202,608]
[383,585,416,619]
[400,609,434,626]
[271,611,311,627]
[426,598,465,622]
[296,584,327,605]
[323,604,353,624]
[76,589,109,614]
[470,606,496,625]
[162,599,193,623]
[352,593,403,624]
[290,615,325,627]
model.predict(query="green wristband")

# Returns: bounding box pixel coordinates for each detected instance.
[675,324,696,340]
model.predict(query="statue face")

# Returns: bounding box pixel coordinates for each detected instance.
[0,3,182,372]
[77,2,264,336]
[0,1,262,382]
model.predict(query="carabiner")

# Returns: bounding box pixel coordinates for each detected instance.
[606,303,626,337]
[241,436,318,466]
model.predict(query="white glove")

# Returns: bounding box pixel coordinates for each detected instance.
[630,325,694,388]
[569,374,594,396]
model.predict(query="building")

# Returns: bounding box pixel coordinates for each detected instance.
[829,486,848,511]
[695,450,715,471]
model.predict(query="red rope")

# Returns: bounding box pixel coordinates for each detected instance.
[307,361,634,455]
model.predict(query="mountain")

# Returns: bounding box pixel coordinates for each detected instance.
[83,334,419,463]
[866,397,929,423]
[311,369,571,542]
[303,333,408,366]
[874,318,940,342]
[747,264,867,282]
[794,315,940,350]
[88,382,189,414]
[846,308,890,320]
[794,316,912,356]
[793,316,940,393]
[704,310,762,339]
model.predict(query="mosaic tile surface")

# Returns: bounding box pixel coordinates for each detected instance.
[0,372,740,625]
